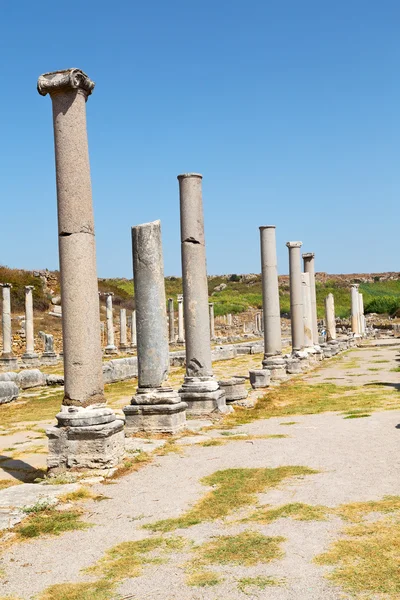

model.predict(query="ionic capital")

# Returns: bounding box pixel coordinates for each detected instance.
[37,69,95,98]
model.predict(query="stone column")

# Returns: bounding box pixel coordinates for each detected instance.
[119,308,128,351]
[302,252,318,344]
[286,242,304,351]
[38,68,124,471]
[124,220,186,433]
[168,298,175,344]
[358,292,365,335]
[177,173,226,413]
[130,310,137,347]
[350,284,360,334]
[227,313,232,326]
[209,302,215,340]
[104,293,117,354]
[0,284,17,370]
[259,226,286,380]
[301,273,313,347]
[325,293,336,341]
[177,294,184,343]
[21,286,39,366]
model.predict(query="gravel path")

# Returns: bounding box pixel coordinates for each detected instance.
[0,341,399,599]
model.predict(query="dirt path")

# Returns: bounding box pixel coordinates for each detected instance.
[0,340,399,599]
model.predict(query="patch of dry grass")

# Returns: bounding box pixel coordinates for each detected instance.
[194,530,285,566]
[246,502,328,523]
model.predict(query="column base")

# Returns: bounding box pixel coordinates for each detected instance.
[284,357,303,374]
[0,356,18,371]
[249,369,271,389]
[179,377,228,415]
[262,357,288,381]
[47,406,125,472]
[22,353,40,367]
[41,352,59,366]
[124,387,187,434]
[105,345,118,355]
[218,377,248,402]
[119,344,129,352]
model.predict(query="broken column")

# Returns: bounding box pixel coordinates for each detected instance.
[119,308,128,351]
[22,286,39,366]
[351,284,360,334]
[259,226,286,380]
[209,302,215,340]
[177,294,184,343]
[168,298,175,344]
[38,68,124,470]
[302,272,314,349]
[286,242,304,351]
[302,252,318,344]
[177,173,226,413]
[131,310,137,347]
[39,331,58,365]
[325,293,336,341]
[0,284,17,370]
[123,220,186,433]
[104,293,117,354]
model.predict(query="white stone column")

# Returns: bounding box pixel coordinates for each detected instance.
[0,284,17,370]
[302,252,318,344]
[104,293,117,354]
[350,284,360,334]
[286,242,304,351]
[124,220,186,433]
[325,293,336,341]
[130,310,137,347]
[358,292,365,335]
[209,302,215,340]
[301,273,313,347]
[227,313,232,326]
[177,294,184,343]
[22,286,39,365]
[38,68,123,471]
[168,298,175,344]
[177,173,226,413]
[119,308,128,351]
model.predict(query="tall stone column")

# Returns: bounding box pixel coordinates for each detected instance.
[259,226,286,380]
[22,286,39,366]
[130,310,137,347]
[124,220,186,432]
[301,273,313,347]
[168,298,175,344]
[227,313,232,326]
[302,252,318,344]
[38,68,124,470]
[119,308,128,351]
[350,284,360,334]
[358,292,365,335]
[177,294,184,343]
[286,242,304,351]
[0,284,17,370]
[104,293,117,354]
[177,173,226,413]
[209,302,215,340]
[325,293,336,341]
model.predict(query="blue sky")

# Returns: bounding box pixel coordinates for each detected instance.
[1,1,398,277]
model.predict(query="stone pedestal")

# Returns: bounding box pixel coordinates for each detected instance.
[0,284,18,371]
[249,369,271,389]
[262,356,287,381]
[302,252,318,344]
[104,293,118,354]
[22,286,39,366]
[177,173,226,413]
[286,242,304,351]
[177,295,184,343]
[218,377,248,402]
[325,293,336,341]
[38,68,123,471]
[123,220,186,434]
[119,308,128,351]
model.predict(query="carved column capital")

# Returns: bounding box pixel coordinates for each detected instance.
[37,69,95,98]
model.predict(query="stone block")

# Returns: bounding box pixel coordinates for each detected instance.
[218,377,248,402]
[249,369,270,389]
[250,344,264,354]
[0,381,19,404]
[47,374,65,386]
[0,372,18,383]
[124,402,187,434]
[285,358,302,374]
[0,357,18,371]
[211,346,237,361]
[17,369,47,389]
[46,419,125,471]
[102,357,137,384]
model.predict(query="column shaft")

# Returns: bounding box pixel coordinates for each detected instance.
[24,286,37,357]
[131,310,137,346]
[286,242,304,351]
[260,226,281,357]
[168,298,175,343]
[325,293,336,341]
[119,308,127,349]
[301,272,313,347]
[209,303,215,340]
[177,295,184,343]
[1,285,12,356]
[351,284,360,334]
[302,253,318,344]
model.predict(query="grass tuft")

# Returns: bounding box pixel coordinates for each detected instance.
[195,530,285,566]
[237,575,286,593]
[16,509,90,539]
[186,569,222,587]
[246,502,328,523]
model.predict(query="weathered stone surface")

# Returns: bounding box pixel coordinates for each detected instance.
[17,369,46,390]
[47,374,65,386]
[0,372,18,383]
[103,357,137,384]
[260,226,282,357]
[249,369,271,389]
[218,377,248,402]
[56,406,116,427]
[286,242,304,351]
[0,382,19,404]
[302,252,319,344]
[211,346,237,361]
[124,402,187,434]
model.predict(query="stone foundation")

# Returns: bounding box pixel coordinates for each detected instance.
[179,377,227,414]
[218,377,248,402]
[124,402,187,434]
[249,369,271,389]
[0,356,18,371]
